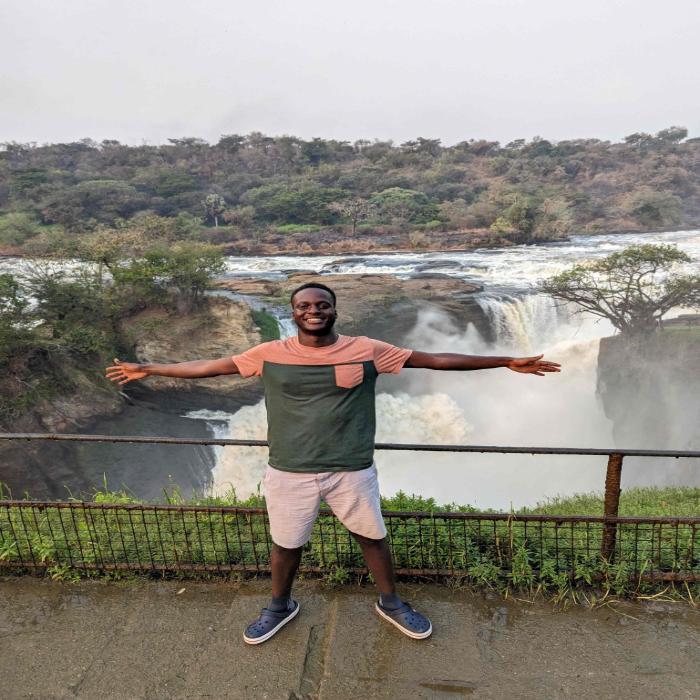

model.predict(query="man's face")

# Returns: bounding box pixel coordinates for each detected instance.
[291,288,337,335]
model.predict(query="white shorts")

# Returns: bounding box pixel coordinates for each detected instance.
[262,463,387,548]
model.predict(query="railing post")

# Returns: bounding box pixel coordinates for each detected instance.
[601,453,623,561]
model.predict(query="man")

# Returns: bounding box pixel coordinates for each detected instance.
[106,282,560,644]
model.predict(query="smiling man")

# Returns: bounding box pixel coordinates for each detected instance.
[106,281,560,644]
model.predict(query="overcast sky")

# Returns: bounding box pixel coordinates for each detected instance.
[2,0,699,146]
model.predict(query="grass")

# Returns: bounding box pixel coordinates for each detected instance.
[524,486,700,517]
[1,485,698,598]
[251,309,280,341]
[274,224,322,234]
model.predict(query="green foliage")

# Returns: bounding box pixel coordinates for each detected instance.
[23,266,119,354]
[251,309,280,341]
[370,187,439,224]
[274,223,322,234]
[243,182,347,224]
[0,212,42,246]
[42,179,145,228]
[1,127,699,250]
[150,171,198,197]
[490,194,537,235]
[222,206,255,229]
[524,486,700,517]
[541,244,700,336]
[2,485,696,596]
[202,193,226,227]
[624,189,682,228]
[112,242,226,313]
[0,273,35,364]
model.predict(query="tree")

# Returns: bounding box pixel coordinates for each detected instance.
[0,273,34,364]
[534,197,574,238]
[490,194,536,236]
[113,243,226,313]
[202,194,227,227]
[655,126,688,144]
[624,189,682,229]
[541,244,700,337]
[222,206,255,229]
[22,265,116,353]
[0,212,42,246]
[624,132,654,148]
[242,183,346,224]
[370,188,439,226]
[41,180,144,228]
[328,197,377,235]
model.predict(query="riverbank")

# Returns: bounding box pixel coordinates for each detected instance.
[2,226,694,260]
[2,576,698,699]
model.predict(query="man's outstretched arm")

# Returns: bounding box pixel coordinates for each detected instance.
[105,357,240,385]
[404,351,561,376]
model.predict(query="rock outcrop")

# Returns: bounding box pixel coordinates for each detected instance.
[596,328,700,486]
[217,272,490,344]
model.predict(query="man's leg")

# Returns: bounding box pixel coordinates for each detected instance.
[325,467,432,638]
[350,532,396,597]
[270,543,304,603]
[243,467,318,644]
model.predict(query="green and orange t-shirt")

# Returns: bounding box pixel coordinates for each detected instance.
[232,335,412,473]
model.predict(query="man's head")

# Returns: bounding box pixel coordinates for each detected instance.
[290,282,337,335]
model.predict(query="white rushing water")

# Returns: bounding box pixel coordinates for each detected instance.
[218,229,700,291]
[182,229,700,508]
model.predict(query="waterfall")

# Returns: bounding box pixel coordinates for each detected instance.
[210,393,473,499]
[268,308,296,339]
[475,293,570,354]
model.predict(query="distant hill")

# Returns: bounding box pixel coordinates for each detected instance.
[1,127,698,253]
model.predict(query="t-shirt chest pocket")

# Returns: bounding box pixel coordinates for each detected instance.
[334,363,364,389]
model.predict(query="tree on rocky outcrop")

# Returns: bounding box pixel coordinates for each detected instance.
[113,243,226,313]
[541,244,700,337]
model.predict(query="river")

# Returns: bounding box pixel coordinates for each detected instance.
[3,229,699,507]
[185,229,700,508]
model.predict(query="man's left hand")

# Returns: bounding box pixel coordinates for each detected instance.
[506,354,561,376]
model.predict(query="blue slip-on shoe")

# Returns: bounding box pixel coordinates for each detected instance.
[375,600,432,639]
[243,599,300,645]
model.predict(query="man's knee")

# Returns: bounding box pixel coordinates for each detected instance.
[272,542,304,555]
[350,531,387,546]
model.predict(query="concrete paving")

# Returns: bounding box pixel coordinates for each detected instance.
[1,577,699,699]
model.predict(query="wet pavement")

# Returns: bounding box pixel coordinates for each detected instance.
[2,577,699,699]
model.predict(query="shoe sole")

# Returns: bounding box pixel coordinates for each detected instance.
[375,602,433,639]
[243,602,300,645]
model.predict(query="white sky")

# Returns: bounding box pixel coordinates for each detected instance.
[2,0,699,146]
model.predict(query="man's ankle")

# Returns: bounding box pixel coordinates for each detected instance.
[379,592,402,610]
[268,595,291,612]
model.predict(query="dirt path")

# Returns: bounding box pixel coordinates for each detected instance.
[2,577,699,699]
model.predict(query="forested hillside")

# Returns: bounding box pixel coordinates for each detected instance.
[1,126,698,254]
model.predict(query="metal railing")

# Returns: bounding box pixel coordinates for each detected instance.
[1,433,698,584]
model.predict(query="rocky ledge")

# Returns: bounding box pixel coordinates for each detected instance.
[216,272,489,344]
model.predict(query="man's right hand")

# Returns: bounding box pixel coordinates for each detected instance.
[105,359,148,385]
